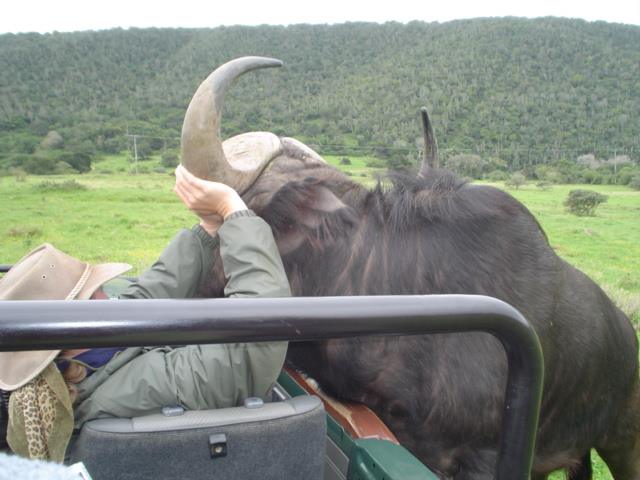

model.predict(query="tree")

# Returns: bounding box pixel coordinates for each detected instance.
[445,154,486,179]
[485,157,508,173]
[59,151,92,173]
[535,165,561,184]
[564,190,608,216]
[576,154,600,170]
[41,131,64,149]
[14,136,38,155]
[606,155,632,184]
[606,155,631,173]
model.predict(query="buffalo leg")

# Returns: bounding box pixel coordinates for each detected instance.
[596,384,640,480]
[567,451,592,480]
[597,443,640,480]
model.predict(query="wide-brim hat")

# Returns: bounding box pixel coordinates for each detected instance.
[0,243,131,390]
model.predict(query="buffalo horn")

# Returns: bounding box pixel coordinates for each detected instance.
[419,106,439,175]
[181,56,283,193]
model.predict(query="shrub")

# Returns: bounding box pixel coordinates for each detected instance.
[534,165,562,184]
[564,190,608,216]
[582,170,604,184]
[54,161,76,174]
[366,158,385,168]
[554,160,583,183]
[487,170,508,182]
[536,181,552,191]
[629,175,640,191]
[58,151,92,173]
[340,157,352,165]
[41,131,64,150]
[102,137,127,154]
[35,180,87,191]
[11,168,27,182]
[22,155,57,174]
[6,226,42,238]
[160,151,179,169]
[505,172,527,189]
[615,166,635,185]
[388,154,412,170]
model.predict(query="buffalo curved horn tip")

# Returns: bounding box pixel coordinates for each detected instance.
[180,56,284,193]
[419,106,439,176]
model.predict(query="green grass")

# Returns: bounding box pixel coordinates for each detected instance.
[500,182,640,327]
[1,162,638,323]
[324,154,385,187]
[0,171,192,273]
[92,153,168,175]
[1,162,638,479]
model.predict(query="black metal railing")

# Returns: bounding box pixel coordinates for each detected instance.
[0,294,543,480]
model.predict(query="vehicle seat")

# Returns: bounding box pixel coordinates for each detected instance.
[68,396,325,480]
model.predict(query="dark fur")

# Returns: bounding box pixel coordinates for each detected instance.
[203,160,640,479]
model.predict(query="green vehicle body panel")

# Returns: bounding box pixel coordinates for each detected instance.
[278,371,437,480]
[349,440,439,480]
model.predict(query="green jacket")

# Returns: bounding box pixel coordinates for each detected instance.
[73,211,290,427]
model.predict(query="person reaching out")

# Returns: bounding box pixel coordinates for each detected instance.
[0,165,290,461]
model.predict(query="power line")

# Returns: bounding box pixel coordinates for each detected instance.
[123,133,638,161]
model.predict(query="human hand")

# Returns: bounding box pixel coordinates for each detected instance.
[174,165,247,235]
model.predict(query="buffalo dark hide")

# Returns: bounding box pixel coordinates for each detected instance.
[202,163,639,479]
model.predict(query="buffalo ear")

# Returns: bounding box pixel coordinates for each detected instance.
[259,178,358,255]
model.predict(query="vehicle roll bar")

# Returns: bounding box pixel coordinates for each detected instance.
[0,294,543,480]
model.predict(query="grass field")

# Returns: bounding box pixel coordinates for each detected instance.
[501,183,640,327]
[1,155,638,478]
[2,155,637,325]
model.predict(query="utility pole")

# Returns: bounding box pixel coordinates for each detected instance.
[133,135,139,174]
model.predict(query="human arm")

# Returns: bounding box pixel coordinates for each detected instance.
[119,165,290,300]
[117,224,217,300]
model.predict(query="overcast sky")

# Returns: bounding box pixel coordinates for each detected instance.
[1,0,639,34]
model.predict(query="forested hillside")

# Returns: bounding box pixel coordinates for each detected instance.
[0,18,639,177]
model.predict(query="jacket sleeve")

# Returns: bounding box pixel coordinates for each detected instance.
[118,224,218,300]
[118,210,291,301]
[218,210,291,299]
[211,210,290,405]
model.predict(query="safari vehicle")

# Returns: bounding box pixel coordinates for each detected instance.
[0,266,543,480]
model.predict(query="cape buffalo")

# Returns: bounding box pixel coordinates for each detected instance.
[181,56,640,479]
